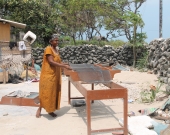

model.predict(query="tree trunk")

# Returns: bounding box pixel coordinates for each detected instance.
[72,34,76,45]
[133,24,137,68]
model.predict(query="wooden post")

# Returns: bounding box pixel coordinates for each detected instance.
[3,69,6,84]
[26,62,28,81]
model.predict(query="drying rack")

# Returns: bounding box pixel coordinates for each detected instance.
[64,64,128,135]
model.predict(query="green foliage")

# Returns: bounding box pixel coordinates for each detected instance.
[32,42,43,48]
[0,0,146,47]
[140,90,154,103]
[136,34,147,46]
[56,0,101,41]
[59,38,125,48]
[136,51,148,70]
[109,40,126,48]
[140,80,163,103]
[59,39,99,47]
[155,79,163,93]
[1,0,58,44]
[150,80,163,100]
[132,32,147,46]
[122,11,144,28]
[123,11,146,44]
[61,36,71,41]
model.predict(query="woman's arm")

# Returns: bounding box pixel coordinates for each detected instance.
[61,62,69,65]
[46,54,71,70]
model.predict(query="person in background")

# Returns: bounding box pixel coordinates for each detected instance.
[36,34,71,118]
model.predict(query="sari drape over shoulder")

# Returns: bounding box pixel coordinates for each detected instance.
[39,46,61,113]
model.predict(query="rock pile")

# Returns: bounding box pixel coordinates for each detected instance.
[147,38,170,93]
[60,44,146,66]
[32,47,44,66]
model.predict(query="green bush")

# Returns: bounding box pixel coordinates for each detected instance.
[109,40,126,48]
[136,51,148,70]
[59,39,126,48]
[32,42,43,48]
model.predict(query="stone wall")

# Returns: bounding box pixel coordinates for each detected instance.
[26,38,169,94]
[32,38,170,92]
[32,44,146,67]
[147,38,170,93]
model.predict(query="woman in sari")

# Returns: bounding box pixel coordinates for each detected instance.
[36,34,71,118]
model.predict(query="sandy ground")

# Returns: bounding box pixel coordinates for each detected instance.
[0,71,168,135]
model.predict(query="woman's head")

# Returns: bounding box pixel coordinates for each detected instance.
[49,34,59,47]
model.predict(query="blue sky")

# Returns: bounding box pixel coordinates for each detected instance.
[140,0,170,43]
[101,0,170,43]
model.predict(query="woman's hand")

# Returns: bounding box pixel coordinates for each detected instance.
[64,65,72,70]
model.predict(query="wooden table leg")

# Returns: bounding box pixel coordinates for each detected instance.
[86,98,91,135]
[68,79,71,104]
[26,63,28,81]
[91,83,94,103]
[3,69,6,84]
[123,96,128,135]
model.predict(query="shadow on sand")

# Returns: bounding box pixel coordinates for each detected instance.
[41,106,71,120]
[71,100,123,135]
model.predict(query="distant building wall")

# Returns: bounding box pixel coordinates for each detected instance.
[0,22,10,41]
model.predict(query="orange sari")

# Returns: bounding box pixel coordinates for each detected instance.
[39,46,61,113]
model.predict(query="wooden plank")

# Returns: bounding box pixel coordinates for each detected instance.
[87,89,127,100]
[0,70,8,83]
[0,22,10,41]
[0,42,31,55]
